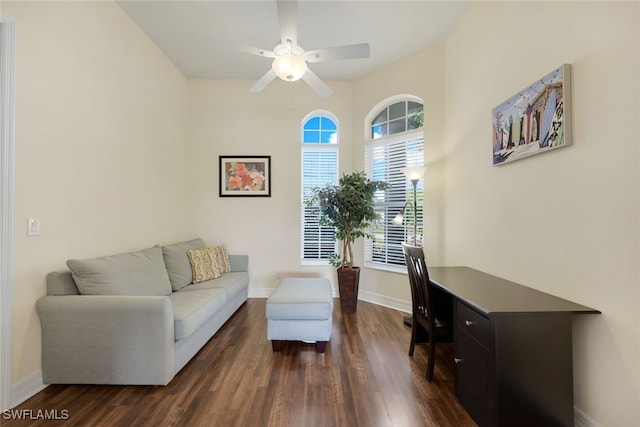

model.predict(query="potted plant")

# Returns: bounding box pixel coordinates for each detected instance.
[308,171,389,313]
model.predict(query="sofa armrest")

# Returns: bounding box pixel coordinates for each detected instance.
[36,295,175,385]
[229,254,248,272]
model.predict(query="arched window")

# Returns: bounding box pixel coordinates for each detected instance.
[371,99,424,139]
[364,97,424,270]
[301,112,339,264]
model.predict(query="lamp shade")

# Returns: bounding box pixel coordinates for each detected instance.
[272,54,308,82]
[392,210,405,226]
[401,166,427,181]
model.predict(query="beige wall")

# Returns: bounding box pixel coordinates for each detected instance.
[187,79,355,292]
[4,1,191,382]
[442,1,639,425]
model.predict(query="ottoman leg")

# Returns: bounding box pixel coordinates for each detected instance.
[271,340,284,352]
[316,341,327,353]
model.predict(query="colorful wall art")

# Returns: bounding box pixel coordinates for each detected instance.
[492,64,572,165]
[219,156,271,197]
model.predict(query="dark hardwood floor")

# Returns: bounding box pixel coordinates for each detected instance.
[5,299,477,427]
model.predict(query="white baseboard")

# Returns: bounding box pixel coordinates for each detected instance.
[251,286,411,313]
[248,287,272,298]
[575,406,602,427]
[249,286,340,299]
[358,289,411,314]
[10,370,46,409]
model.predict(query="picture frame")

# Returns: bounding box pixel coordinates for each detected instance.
[219,155,271,197]
[492,64,572,166]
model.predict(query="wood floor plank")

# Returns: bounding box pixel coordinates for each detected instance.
[4,299,477,427]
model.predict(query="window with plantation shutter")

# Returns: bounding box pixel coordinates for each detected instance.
[301,112,339,265]
[365,99,424,271]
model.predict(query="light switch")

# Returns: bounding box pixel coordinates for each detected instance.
[27,217,40,236]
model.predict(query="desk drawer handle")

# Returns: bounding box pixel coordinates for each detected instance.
[465,320,475,326]
[454,357,464,364]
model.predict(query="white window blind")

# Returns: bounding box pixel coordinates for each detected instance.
[301,147,338,263]
[365,131,424,269]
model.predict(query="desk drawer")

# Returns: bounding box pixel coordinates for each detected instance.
[456,302,491,348]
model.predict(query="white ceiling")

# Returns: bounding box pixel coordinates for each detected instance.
[117,0,471,82]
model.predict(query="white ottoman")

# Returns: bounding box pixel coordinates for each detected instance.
[266,278,333,353]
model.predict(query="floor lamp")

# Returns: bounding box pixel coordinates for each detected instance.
[392,166,427,326]
[392,166,426,245]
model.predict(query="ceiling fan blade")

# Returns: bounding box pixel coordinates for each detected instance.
[250,69,278,93]
[302,69,332,98]
[277,0,298,46]
[306,43,371,63]
[205,38,275,59]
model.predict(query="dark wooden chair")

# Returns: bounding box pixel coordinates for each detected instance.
[402,243,453,381]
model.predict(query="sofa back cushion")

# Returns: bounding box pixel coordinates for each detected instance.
[160,238,205,291]
[67,246,172,296]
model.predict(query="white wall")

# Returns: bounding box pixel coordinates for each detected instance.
[442,2,639,426]
[187,79,355,294]
[4,1,191,384]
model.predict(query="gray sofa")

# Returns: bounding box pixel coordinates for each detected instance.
[35,238,249,385]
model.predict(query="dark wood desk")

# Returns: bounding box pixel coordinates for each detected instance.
[427,267,600,427]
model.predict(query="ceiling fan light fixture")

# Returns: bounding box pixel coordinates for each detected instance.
[272,53,307,82]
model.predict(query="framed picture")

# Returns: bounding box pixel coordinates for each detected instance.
[219,156,271,197]
[492,64,572,166]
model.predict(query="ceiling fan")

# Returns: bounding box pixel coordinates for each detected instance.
[206,0,370,97]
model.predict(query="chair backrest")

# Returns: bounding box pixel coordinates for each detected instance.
[402,243,435,329]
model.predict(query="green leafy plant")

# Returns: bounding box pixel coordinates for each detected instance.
[307,171,389,269]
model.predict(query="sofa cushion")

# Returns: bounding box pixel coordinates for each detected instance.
[187,248,222,283]
[168,288,227,340]
[161,238,205,291]
[67,246,172,296]
[266,278,333,320]
[181,272,249,302]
